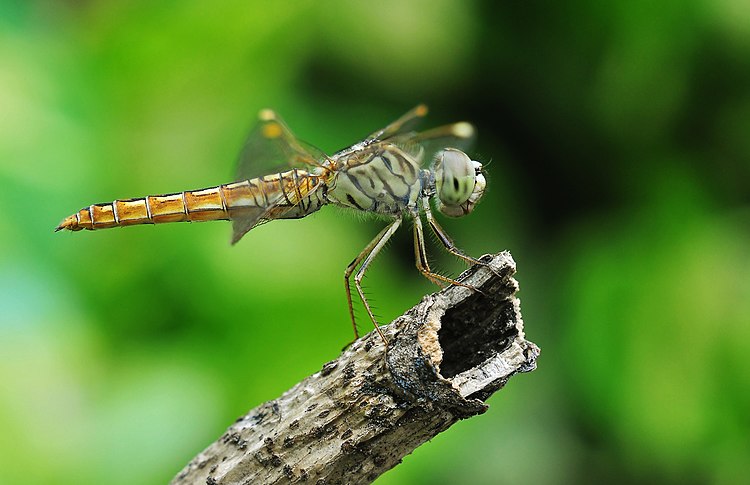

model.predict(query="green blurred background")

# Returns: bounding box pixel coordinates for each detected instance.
[1,1,748,483]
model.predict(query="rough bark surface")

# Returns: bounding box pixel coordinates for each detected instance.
[172,251,539,485]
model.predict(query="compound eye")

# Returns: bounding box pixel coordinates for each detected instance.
[436,149,475,206]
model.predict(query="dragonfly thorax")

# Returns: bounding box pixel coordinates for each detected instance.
[432,148,485,217]
[327,144,423,215]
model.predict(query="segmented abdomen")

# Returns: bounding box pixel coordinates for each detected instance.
[56,170,322,232]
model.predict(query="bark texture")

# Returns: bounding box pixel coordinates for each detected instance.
[172,251,539,485]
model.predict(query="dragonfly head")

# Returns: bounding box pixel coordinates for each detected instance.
[433,148,485,218]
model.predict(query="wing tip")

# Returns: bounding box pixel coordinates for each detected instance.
[258,108,276,121]
[452,121,475,139]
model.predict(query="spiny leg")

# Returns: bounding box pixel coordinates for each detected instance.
[412,211,484,294]
[412,213,447,288]
[423,197,497,272]
[344,223,393,341]
[344,217,402,345]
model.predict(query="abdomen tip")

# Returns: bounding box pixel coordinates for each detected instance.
[55,215,80,232]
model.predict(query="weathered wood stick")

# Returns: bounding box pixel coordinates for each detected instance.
[171,251,539,485]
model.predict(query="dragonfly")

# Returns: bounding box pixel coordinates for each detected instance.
[56,105,487,344]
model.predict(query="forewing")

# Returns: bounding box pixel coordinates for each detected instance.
[236,109,328,181]
[365,104,429,142]
[365,106,475,166]
[392,121,477,167]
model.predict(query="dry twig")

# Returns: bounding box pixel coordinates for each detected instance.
[172,251,539,485]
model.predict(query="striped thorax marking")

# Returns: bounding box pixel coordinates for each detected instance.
[328,144,422,215]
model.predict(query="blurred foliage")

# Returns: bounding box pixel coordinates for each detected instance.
[1,0,749,484]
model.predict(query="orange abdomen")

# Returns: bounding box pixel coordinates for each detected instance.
[56,188,227,232]
[56,177,292,232]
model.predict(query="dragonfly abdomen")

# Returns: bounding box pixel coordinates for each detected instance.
[56,169,325,232]
[55,187,231,232]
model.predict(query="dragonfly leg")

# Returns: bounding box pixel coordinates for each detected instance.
[423,197,495,271]
[413,211,486,295]
[412,213,447,288]
[344,217,402,345]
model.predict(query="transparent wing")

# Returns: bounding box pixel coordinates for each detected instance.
[364,104,430,142]
[230,201,282,245]
[365,105,476,167]
[409,121,477,165]
[236,109,329,181]
[230,110,329,244]
[229,172,325,245]
[387,121,477,168]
